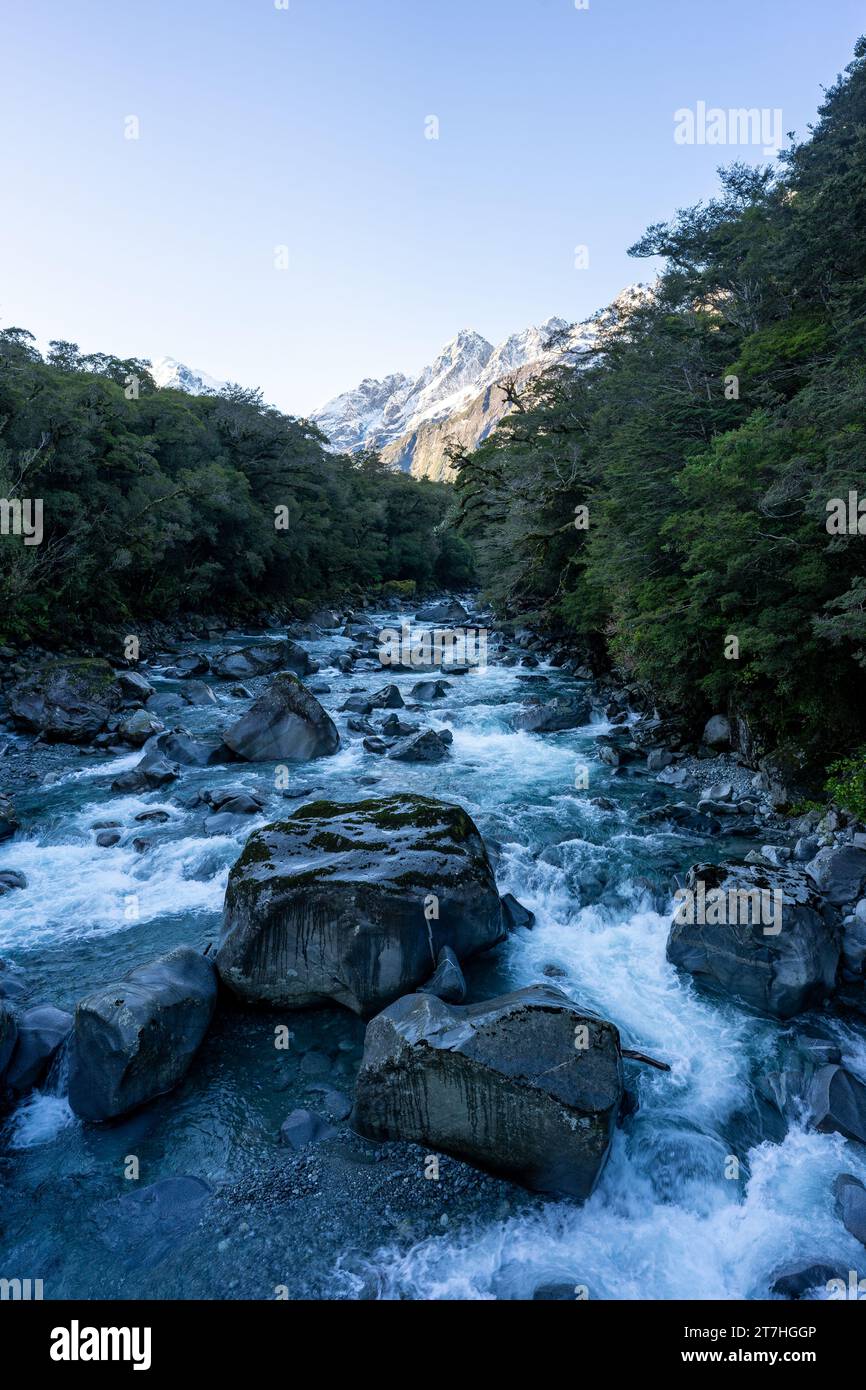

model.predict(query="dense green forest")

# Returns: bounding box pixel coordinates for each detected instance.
[453,38,866,765]
[0,339,473,646]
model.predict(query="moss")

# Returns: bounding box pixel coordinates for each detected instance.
[233,834,274,871]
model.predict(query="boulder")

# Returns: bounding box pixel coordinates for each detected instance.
[835,1173,866,1246]
[183,680,218,706]
[0,870,27,895]
[414,600,469,623]
[279,1109,338,1150]
[771,1263,842,1300]
[352,984,623,1199]
[368,684,404,710]
[387,730,450,763]
[153,731,226,767]
[222,674,339,763]
[216,793,505,1015]
[67,948,217,1121]
[638,802,722,836]
[501,893,535,931]
[8,659,123,742]
[805,845,866,907]
[646,749,673,772]
[513,695,591,734]
[410,680,450,703]
[702,715,731,749]
[418,946,466,1003]
[212,640,311,681]
[118,709,164,747]
[111,747,178,792]
[117,671,155,701]
[666,862,840,1018]
[4,1003,72,1095]
[166,652,210,678]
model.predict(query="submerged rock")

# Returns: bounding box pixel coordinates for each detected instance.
[352,984,623,1199]
[666,862,840,1018]
[68,948,217,1121]
[223,673,339,762]
[216,793,505,1015]
[8,659,123,742]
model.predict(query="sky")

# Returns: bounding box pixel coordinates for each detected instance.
[1,0,863,415]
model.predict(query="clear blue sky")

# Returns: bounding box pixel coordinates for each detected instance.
[1,0,862,414]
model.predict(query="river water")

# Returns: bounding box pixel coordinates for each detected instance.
[1,611,864,1300]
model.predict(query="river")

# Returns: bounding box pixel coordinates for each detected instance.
[1,609,863,1299]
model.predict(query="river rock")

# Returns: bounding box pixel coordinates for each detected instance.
[501,893,535,931]
[702,715,731,749]
[222,673,339,762]
[418,945,466,1003]
[111,747,178,792]
[166,652,210,678]
[0,870,26,895]
[154,731,226,767]
[117,671,155,701]
[513,695,591,733]
[118,709,164,746]
[216,793,505,1015]
[352,984,623,1199]
[8,658,123,742]
[212,640,311,681]
[666,862,840,1018]
[95,1176,212,1272]
[805,845,866,907]
[279,1109,338,1150]
[5,1003,73,1095]
[411,680,450,703]
[414,600,469,623]
[387,729,450,763]
[67,948,217,1121]
[834,1174,866,1245]
[0,795,19,842]
[368,684,404,709]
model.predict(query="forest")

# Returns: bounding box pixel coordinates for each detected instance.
[0,337,473,647]
[453,39,866,767]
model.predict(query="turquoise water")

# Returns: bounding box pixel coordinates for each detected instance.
[1,615,864,1300]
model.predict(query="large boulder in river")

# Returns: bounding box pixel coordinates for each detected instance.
[352,984,623,1199]
[216,793,505,1015]
[223,673,339,762]
[212,640,311,681]
[666,862,840,1018]
[67,948,217,1121]
[513,694,591,733]
[8,658,122,742]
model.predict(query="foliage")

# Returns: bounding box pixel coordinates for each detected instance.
[453,38,866,761]
[0,340,471,643]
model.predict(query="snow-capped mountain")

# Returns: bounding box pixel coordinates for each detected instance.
[150,356,225,395]
[311,315,588,478]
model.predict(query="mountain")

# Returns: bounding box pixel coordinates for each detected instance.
[310,315,591,480]
[150,356,226,395]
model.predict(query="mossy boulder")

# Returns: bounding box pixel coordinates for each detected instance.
[8,658,123,742]
[216,793,505,1014]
